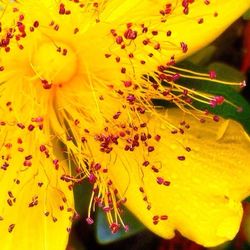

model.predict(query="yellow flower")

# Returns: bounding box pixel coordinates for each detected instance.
[0,0,249,249]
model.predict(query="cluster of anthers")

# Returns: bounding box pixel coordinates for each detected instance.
[0,0,246,235]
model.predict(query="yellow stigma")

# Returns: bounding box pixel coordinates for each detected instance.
[32,41,77,84]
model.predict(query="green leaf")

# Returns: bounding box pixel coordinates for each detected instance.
[95,208,145,244]
[243,9,250,20]
[73,180,93,215]
[187,45,217,66]
[244,197,250,203]
[176,61,250,134]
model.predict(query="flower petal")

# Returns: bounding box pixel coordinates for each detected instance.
[108,110,250,247]
[101,0,250,60]
[0,128,74,249]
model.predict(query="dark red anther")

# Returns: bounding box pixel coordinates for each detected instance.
[143,160,149,166]
[126,94,136,104]
[33,21,39,28]
[166,30,172,36]
[86,217,94,225]
[28,124,35,131]
[152,30,158,36]
[59,3,66,14]
[198,18,204,24]
[88,173,97,184]
[25,155,32,160]
[19,14,24,21]
[113,111,121,119]
[213,115,220,122]
[163,180,171,186]
[94,163,101,170]
[160,215,168,220]
[209,70,216,79]
[180,42,188,53]
[156,177,164,185]
[153,215,159,221]
[154,135,161,141]
[124,29,137,40]
[23,160,32,167]
[110,223,120,234]
[7,199,13,206]
[154,43,160,50]
[178,156,185,161]
[8,224,15,233]
[116,36,123,44]
[124,80,132,87]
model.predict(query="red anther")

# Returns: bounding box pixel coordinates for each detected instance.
[59,3,66,14]
[116,36,123,44]
[81,137,87,143]
[121,67,126,74]
[25,155,32,160]
[215,96,224,105]
[17,123,25,129]
[23,160,32,167]
[153,220,159,225]
[86,217,94,225]
[124,81,132,87]
[160,215,168,220]
[94,163,101,170]
[126,94,136,103]
[17,22,25,33]
[32,117,43,122]
[166,30,172,36]
[178,155,185,161]
[156,177,164,185]
[62,48,67,56]
[113,111,121,119]
[33,21,39,28]
[163,181,171,186]
[209,70,216,79]
[148,146,154,152]
[154,43,160,50]
[110,223,120,234]
[19,14,24,21]
[154,135,161,141]
[198,18,204,24]
[124,29,137,40]
[152,30,158,36]
[213,115,220,122]
[28,124,35,131]
[180,42,188,53]
[153,215,159,221]
[88,173,97,184]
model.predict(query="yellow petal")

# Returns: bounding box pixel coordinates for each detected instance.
[0,128,74,250]
[101,0,250,59]
[107,110,250,247]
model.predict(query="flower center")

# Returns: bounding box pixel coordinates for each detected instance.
[32,41,77,85]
